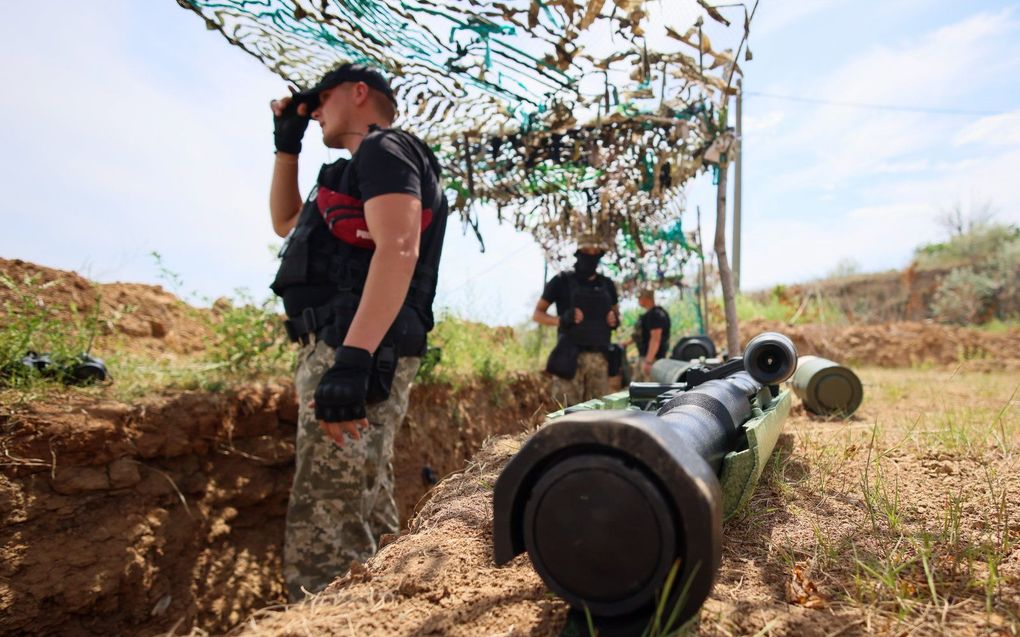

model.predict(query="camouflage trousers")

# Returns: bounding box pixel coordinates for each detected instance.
[284,337,420,600]
[550,351,609,407]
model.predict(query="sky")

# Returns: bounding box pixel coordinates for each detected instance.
[1,1,1018,325]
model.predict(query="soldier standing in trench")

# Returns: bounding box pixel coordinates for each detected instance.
[268,64,448,600]
[634,287,671,380]
[533,236,620,405]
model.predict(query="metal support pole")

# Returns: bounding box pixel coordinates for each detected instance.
[697,205,709,337]
[733,79,743,293]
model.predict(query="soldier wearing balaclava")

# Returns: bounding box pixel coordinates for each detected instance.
[532,236,620,405]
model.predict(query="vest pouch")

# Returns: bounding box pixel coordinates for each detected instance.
[546,335,580,380]
[605,343,623,377]
[363,305,420,404]
[366,342,397,404]
[270,221,313,296]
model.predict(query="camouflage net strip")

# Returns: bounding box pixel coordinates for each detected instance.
[178,0,752,289]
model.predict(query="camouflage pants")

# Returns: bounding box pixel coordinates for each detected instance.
[550,351,609,407]
[284,337,420,600]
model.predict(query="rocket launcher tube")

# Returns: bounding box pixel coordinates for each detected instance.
[492,332,797,633]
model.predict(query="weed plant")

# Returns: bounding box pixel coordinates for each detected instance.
[205,290,291,377]
[0,264,292,399]
[0,272,105,388]
[417,310,554,387]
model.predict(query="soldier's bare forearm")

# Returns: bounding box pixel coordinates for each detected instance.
[270,153,302,237]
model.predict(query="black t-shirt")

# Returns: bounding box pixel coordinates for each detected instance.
[541,272,619,343]
[638,306,671,359]
[279,127,447,333]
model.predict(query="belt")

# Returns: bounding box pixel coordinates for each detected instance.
[283,304,336,346]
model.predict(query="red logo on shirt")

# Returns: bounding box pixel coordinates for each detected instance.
[317,187,432,249]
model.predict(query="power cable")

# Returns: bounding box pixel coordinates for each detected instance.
[744,91,1011,117]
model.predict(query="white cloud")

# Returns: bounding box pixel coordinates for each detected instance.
[760,9,1019,192]
[954,110,1020,147]
[737,201,942,291]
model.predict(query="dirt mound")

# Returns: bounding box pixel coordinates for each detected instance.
[0,257,212,355]
[715,319,1020,368]
[220,436,568,637]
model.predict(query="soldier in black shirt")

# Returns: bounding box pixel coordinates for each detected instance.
[636,288,671,379]
[533,237,620,405]
[268,64,447,599]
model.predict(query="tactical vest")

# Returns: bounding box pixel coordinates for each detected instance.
[563,273,615,349]
[270,129,447,357]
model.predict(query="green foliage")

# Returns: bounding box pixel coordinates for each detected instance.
[205,290,291,377]
[732,288,848,326]
[913,223,1020,270]
[414,346,443,383]
[924,223,1020,325]
[930,269,998,325]
[0,273,105,388]
[417,311,553,386]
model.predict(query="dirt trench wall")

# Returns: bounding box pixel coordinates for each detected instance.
[0,374,553,636]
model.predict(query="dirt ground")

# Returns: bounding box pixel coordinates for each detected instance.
[3,259,1020,636]
[219,366,1020,637]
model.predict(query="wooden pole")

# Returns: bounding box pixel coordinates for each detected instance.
[714,158,740,356]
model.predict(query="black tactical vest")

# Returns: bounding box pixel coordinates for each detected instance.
[270,130,447,355]
[564,273,615,349]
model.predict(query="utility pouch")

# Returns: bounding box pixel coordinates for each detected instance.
[605,343,623,377]
[367,343,397,404]
[546,335,580,380]
[363,305,421,404]
[270,200,318,296]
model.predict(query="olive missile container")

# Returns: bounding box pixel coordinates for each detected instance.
[790,355,863,416]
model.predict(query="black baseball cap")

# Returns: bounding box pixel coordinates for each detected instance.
[292,63,397,110]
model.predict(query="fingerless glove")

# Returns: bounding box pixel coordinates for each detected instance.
[274,99,310,155]
[314,346,372,422]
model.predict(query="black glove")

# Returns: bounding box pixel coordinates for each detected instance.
[559,311,577,329]
[274,98,310,155]
[314,346,372,422]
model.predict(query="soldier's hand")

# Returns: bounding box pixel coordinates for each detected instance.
[641,360,653,376]
[272,89,311,155]
[312,346,372,447]
[606,310,618,328]
[316,413,370,448]
[558,308,583,329]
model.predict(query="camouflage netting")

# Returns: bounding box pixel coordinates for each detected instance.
[178,0,752,289]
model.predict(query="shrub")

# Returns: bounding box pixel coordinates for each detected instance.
[923,222,1020,325]
[205,290,291,377]
[0,273,104,387]
[931,268,998,325]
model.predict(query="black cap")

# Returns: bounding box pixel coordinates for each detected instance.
[293,63,397,110]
